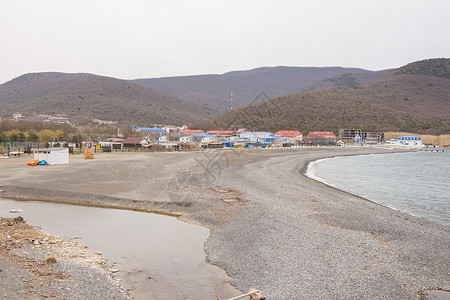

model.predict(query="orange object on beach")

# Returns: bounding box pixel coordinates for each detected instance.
[27,159,39,166]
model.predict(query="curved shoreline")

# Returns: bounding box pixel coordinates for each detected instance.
[300,150,411,210]
[301,150,450,228]
[1,149,449,299]
[201,147,450,299]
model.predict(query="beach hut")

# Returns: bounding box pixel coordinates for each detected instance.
[122,137,150,149]
[33,148,69,165]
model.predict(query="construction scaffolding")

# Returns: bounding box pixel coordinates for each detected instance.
[338,129,384,144]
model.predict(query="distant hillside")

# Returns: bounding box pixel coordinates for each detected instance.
[0,73,214,126]
[194,59,450,135]
[306,70,391,91]
[132,66,385,112]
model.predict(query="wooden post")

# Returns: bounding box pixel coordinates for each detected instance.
[224,289,265,300]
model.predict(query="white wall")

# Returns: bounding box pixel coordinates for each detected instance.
[34,148,69,165]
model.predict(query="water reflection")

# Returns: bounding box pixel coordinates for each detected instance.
[0,198,239,299]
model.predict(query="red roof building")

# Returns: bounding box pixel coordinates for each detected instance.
[308,131,336,137]
[276,131,302,137]
[108,138,124,142]
[207,130,236,135]
[179,129,205,134]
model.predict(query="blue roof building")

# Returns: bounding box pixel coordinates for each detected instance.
[134,126,166,133]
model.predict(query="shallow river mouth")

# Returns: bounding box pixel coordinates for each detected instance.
[0,198,240,299]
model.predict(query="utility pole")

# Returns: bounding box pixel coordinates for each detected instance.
[230,92,233,111]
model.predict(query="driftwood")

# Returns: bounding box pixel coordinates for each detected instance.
[219,288,265,300]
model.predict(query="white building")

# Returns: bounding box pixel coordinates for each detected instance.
[179,136,193,143]
[99,141,123,150]
[239,132,274,139]
[158,136,168,142]
[385,136,423,149]
[201,136,220,143]
[34,148,69,165]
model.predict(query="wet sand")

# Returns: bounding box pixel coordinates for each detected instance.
[1,147,449,299]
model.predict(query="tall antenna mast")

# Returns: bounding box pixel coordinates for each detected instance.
[230,92,233,111]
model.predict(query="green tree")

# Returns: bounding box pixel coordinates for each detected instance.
[5,130,20,142]
[26,130,39,142]
[54,129,66,141]
[18,131,26,142]
[38,129,55,143]
[70,134,83,144]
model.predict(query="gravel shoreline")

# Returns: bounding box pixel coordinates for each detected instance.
[1,148,449,299]
[0,216,128,300]
[202,147,450,299]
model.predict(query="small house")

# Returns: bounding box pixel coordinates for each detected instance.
[122,137,150,149]
[34,148,69,165]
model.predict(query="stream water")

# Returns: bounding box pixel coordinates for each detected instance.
[0,198,239,299]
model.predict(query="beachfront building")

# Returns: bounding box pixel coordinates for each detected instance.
[276,131,303,142]
[239,132,273,139]
[179,133,219,144]
[239,132,270,142]
[239,132,286,145]
[100,141,123,151]
[339,129,384,144]
[33,148,69,165]
[306,131,336,145]
[179,129,204,134]
[385,136,423,149]
[201,135,220,143]
[207,130,235,138]
[122,137,151,149]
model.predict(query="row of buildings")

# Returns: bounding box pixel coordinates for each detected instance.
[96,128,343,151]
[91,127,395,151]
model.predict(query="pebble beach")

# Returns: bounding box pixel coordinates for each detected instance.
[1,147,449,299]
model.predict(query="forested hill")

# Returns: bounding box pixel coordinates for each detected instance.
[0,72,214,126]
[132,66,386,112]
[194,59,450,135]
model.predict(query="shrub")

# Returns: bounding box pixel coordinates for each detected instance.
[45,256,57,264]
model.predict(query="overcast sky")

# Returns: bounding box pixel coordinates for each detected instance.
[1,0,449,84]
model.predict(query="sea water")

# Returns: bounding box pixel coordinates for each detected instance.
[307,151,450,227]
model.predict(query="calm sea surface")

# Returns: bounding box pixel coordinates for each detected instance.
[307,150,450,227]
